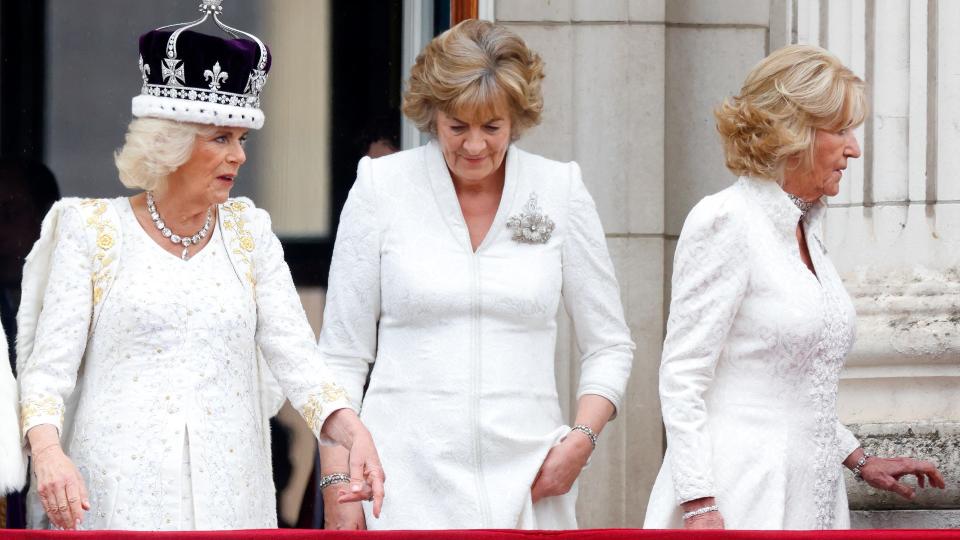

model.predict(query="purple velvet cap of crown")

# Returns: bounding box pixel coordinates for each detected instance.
[139,29,271,94]
[133,29,272,129]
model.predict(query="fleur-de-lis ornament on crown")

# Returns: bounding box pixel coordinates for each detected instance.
[138,55,151,93]
[507,192,555,244]
[204,61,228,90]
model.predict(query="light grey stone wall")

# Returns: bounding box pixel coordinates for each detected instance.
[496,0,668,527]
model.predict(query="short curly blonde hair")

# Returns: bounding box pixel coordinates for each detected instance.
[114,118,217,191]
[402,19,545,139]
[715,44,867,180]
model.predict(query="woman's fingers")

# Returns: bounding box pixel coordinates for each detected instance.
[65,478,84,528]
[920,461,946,489]
[890,479,916,500]
[38,492,59,527]
[530,480,543,504]
[529,464,545,503]
[893,458,945,492]
[340,450,371,502]
[369,475,384,517]
[365,465,385,518]
[50,482,70,528]
[337,482,372,503]
[78,476,91,510]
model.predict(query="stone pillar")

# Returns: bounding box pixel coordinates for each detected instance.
[496,0,667,527]
[259,0,331,236]
[793,0,960,528]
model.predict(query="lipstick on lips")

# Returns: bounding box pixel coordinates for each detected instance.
[460,154,486,165]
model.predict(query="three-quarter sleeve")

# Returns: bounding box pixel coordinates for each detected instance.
[18,206,92,442]
[250,209,353,441]
[659,194,750,504]
[561,162,635,417]
[316,157,381,411]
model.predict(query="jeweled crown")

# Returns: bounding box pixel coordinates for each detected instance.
[131,0,272,129]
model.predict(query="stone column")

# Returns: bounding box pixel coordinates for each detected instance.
[496,0,667,527]
[259,0,332,236]
[793,0,960,528]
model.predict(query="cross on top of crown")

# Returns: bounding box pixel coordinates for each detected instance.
[200,0,224,15]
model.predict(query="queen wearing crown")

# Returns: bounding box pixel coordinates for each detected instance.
[15,1,385,530]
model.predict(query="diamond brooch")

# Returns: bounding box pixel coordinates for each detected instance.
[507,192,555,244]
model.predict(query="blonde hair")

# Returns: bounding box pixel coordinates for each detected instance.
[402,19,545,138]
[715,44,867,180]
[114,118,217,190]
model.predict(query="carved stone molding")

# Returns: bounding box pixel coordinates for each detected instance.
[843,267,960,369]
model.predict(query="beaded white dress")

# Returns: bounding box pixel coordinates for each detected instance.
[18,198,352,530]
[319,141,635,529]
[644,177,860,530]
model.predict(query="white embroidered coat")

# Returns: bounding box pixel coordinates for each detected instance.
[320,141,635,529]
[644,177,860,530]
[1,320,27,493]
[17,197,353,530]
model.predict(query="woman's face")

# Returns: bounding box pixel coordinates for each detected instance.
[167,126,248,205]
[436,107,512,185]
[785,127,862,199]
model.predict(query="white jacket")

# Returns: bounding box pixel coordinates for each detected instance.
[17,197,348,529]
[0,321,27,493]
[320,141,635,529]
[644,177,860,530]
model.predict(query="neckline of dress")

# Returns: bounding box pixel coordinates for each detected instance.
[424,139,520,254]
[738,177,828,289]
[739,176,827,239]
[125,197,220,264]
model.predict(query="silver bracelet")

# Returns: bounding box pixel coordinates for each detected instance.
[852,450,872,481]
[318,472,351,491]
[570,424,598,449]
[682,505,719,521]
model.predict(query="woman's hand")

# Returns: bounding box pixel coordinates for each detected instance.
[321,409,386,517]
[337,428,386,517]
[859,456,946,499]
[681,497,725,530]
[530,431,592,503]
[321,491,366,530]
[32,443,90,529]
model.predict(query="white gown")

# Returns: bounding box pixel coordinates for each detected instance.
[18,198,353,530]
[319,141,635,529]
[644,176,860,530]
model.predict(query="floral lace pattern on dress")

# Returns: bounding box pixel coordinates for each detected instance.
[653,177,858,530]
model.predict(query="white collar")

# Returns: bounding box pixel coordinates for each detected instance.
[737,176,826,241]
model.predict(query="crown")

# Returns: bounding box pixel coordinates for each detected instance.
[131,0,271,129]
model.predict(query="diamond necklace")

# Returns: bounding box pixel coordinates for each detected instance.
[786,193,816,218]
[146,191,213,261]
